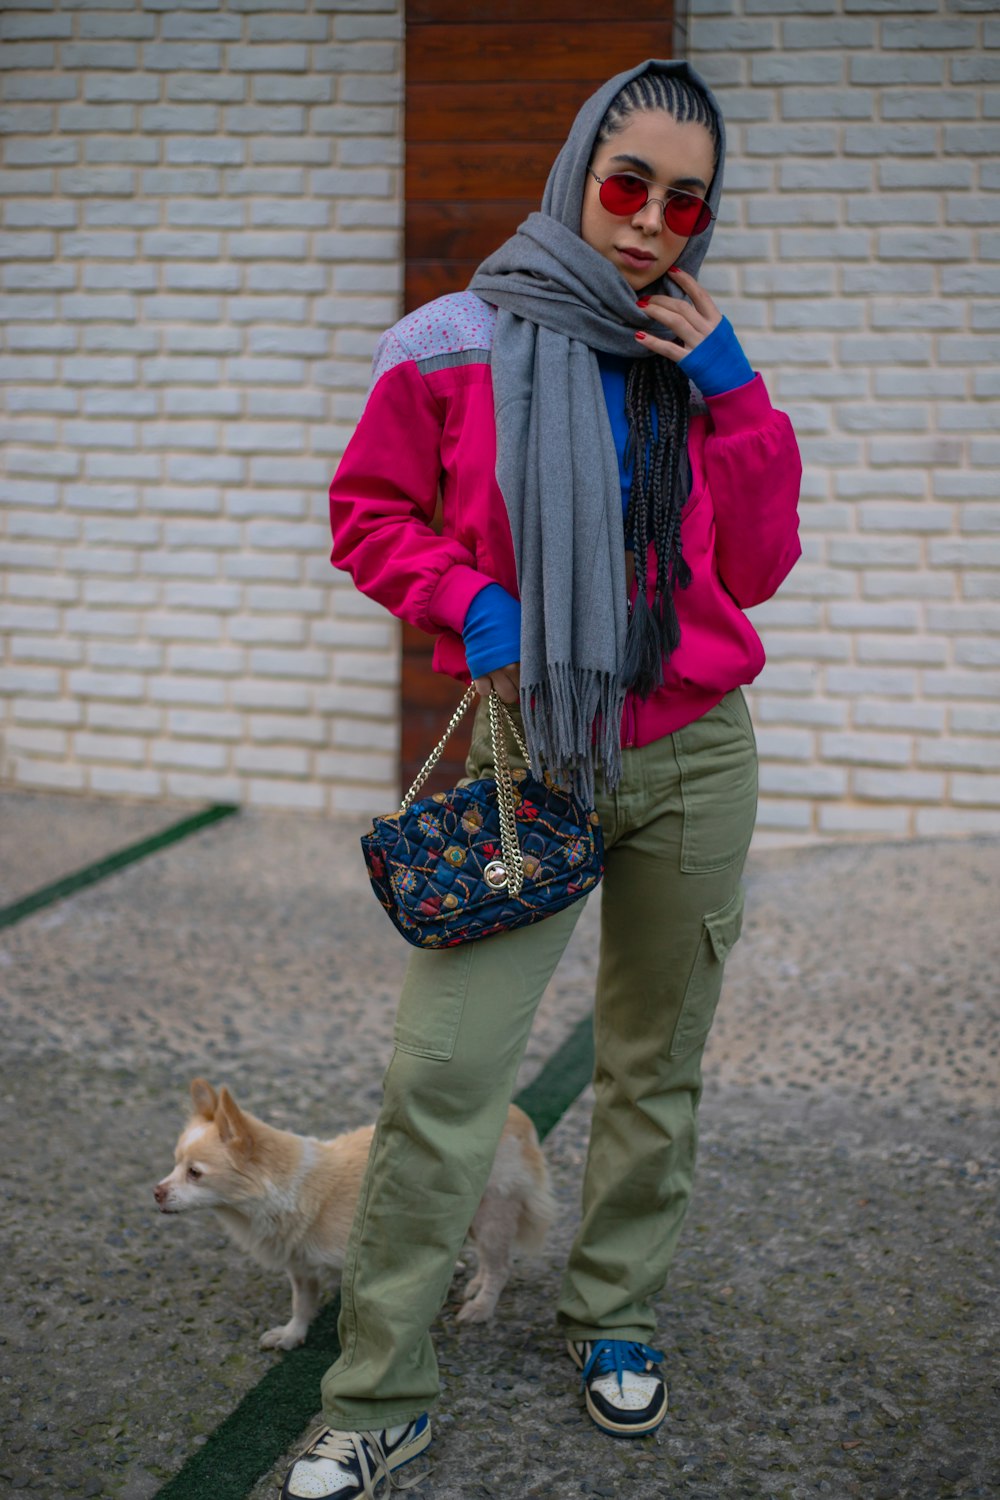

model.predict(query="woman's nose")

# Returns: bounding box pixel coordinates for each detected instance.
[631,199,664,233]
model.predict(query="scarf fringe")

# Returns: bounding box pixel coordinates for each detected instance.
[520,664,626,808]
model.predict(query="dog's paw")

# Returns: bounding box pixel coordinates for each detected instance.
[259,1323,307,1351]
[456,1296,497,1325]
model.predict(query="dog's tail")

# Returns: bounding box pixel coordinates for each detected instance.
[516,1171,556,1254]
[514,1124,557,1254]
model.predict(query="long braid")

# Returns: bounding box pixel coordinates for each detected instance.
[598,72,718,697]
[621,358,693,697]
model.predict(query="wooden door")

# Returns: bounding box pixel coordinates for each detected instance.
[399,2,678,794]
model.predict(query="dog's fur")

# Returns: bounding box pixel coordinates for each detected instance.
[154,1079,555,1349]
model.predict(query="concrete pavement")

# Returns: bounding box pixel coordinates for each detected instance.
[1,789,997,1499]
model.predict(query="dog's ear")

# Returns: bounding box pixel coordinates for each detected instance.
[190,1079,218,1120]
[216,1087,254,1156]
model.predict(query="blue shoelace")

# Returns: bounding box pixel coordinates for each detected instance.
[580,1339,664,1393]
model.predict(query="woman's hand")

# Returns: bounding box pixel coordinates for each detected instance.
[473,662,520,702]
[635,267,722,362]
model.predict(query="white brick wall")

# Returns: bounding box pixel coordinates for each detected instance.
[2,0,998,842]
[688,0,1000,843]
[0,0,405,816]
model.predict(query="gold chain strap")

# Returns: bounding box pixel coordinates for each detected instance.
[488,691,525,898]
[399,684,478,813]
[398,687,529,898]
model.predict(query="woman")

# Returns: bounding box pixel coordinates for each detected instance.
[283,58,801,1500]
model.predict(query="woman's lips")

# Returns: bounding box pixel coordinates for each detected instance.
[616,247,657,270]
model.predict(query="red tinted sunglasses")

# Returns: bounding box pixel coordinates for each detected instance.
[588,169,714,237]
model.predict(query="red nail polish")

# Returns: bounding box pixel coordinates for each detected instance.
[669,266,680,274]
[636,297,650,307]
[634,331,647,341]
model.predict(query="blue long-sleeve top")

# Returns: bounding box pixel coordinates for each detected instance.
[461,316,755,680]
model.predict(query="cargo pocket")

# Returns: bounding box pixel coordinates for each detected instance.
[393,941,475,1061]
[668,885,745,1060]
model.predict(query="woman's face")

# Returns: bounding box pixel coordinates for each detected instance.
[581,110,716,293]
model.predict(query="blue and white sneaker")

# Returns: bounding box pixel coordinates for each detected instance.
[280,1416,431,1498]
[567,1339,667,1437]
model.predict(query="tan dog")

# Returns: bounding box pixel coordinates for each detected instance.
[154,1079,555,1349]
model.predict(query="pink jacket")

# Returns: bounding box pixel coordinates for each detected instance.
[329,291,802,748]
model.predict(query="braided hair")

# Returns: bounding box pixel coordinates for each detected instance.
[596,71,721,158]
[597,74,720,698]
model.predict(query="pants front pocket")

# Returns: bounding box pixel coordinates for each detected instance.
[669,885,745,1059]
[675,691,758,874]
[393,941,476,1060]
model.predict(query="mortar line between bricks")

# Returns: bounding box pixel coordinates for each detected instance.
[0,803,240,932]
[152,1014,596,1500]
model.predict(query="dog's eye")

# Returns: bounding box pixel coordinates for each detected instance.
[187,1166,203,1180]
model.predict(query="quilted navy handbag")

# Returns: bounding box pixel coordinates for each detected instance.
[361,688,604,949]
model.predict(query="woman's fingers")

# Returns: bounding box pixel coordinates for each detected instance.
[667,266,721,322]
[637,270,722,356]
[491,664,520,703]
[640,297,718,341]
[639,295,703,336]
[473,664,520,701]
[635,328,689,361]
[637,304,706,355]
[636,300,705,357]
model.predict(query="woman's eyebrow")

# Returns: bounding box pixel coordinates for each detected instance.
[608,153,708,192]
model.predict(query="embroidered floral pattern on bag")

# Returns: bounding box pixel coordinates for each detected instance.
[417,810,443,839]
[361,772,605,949]
[564,837,588,868]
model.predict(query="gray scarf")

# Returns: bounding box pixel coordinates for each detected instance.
[468,59,726,805]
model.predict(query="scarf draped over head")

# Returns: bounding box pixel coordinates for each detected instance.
[467,59,726,806]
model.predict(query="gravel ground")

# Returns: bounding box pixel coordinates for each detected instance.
[0,794,997,1500]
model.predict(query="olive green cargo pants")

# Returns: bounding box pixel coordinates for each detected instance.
[321,689,758,1430]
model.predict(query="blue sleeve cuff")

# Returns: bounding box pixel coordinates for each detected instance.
[678,315,755,399]
[462,583,521,679]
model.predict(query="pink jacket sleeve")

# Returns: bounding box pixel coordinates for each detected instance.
[702,374,803,609]
[328,345,495,636]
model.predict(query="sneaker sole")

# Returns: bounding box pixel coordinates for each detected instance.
[583,1385,667,1438]
[566,1340,668,1439]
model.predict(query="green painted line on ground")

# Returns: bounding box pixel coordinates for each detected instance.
[515,1013,595,1144]
[153,1013,596,1499]
[155,1298,343,1500]
[0,803,239,932]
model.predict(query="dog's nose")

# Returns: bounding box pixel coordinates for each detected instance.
[154,1183,168,1205]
